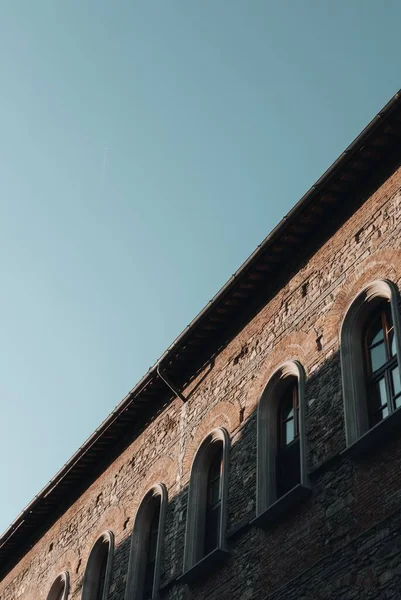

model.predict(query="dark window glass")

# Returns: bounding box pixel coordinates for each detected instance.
[204,447,222,556]
[364,304,400,426]
[95,546,108,600]
[143,500,161,600]
[276,381,301,498]
[55,584,65,600]
[278,382,299,448]
[392,366,401,404]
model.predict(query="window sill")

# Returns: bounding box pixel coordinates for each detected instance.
[251,483,312,530]
[177,547,230,586]
[342,405,401,459]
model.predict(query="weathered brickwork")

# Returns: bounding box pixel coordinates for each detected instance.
[2,163,401,600]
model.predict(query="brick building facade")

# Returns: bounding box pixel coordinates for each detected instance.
[2,90,401,600]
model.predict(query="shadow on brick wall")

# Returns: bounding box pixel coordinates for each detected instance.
[98,349,401,600]
[3,349,401,600]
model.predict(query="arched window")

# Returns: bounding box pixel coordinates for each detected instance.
[46,572,69,600]
[341,280,401,453]
[254,361,310,527]
[180,428,230,582]
[276,379,300,498]
[364,303,400,425]
[124,484,167,600]
[203,445,223,556]
[82,531,114,600]
[143,502,160,598]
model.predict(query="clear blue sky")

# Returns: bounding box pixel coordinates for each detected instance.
[0,1,400,534]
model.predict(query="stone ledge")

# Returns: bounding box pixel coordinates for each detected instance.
[342,406,401,459]
[250,483,312,530]
[177,547,230,586]
[227,515,252,540]
[308,452,342,478]
[159,575,178,593]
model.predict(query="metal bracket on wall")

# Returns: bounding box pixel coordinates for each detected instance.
[156,363,188,403]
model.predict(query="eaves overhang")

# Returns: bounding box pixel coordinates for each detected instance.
[2,89,401,577]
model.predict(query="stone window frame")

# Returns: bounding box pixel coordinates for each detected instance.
[179,427,230,584]
[82,530,114,600]
[46,571,70,600]
[124,483,168,600]
[253,361,311,529]
[340,279,401,457]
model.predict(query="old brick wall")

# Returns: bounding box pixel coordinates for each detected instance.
[2,166,401,600]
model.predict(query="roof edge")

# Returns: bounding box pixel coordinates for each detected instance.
[1,88,401,554]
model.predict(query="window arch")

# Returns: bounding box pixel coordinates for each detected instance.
[255,361,310,524]
[276,378,301,498]
[340,280,401,449]
[46,572,69,600]
[82,531,114,600]
[125,484,167,600]
[182,428,230,578]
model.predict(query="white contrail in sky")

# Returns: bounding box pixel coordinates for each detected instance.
[101,146,108,188]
